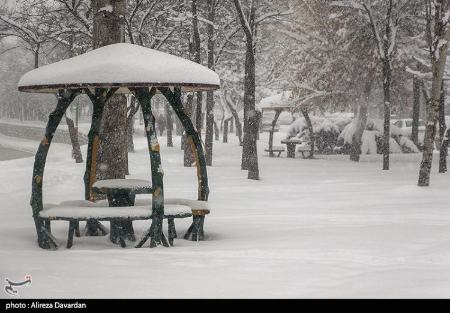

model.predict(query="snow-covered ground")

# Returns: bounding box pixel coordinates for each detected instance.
[1,128,450,298]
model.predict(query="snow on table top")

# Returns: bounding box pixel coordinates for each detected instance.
[92,179,151,190]
[39,204,192,219]
[257,91,293,111]
[135,197,210,212]
[18,43,220,94]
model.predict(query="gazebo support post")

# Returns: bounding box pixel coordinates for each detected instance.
[159,87,209,241]
[31,89,79,249]
[84,88,118,237]
[131,87,169,248]
[268,109,282,157]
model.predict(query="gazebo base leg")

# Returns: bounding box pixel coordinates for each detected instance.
[74,222,81,237]
[184,216,205,241]
[67,221,76,249]
[168,218,177,246]
[150,231,169,248]
[44,220,51,233]
[42,228,58,249]
[35,217,58,250]
[111,221,135,243]
[85,219,108,237]
[135,217,169,248]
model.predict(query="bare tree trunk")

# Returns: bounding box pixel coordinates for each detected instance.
[93,0,127,179]
[214,120,220,141]
[350,103,368,162]
[183,94,195,166]
[191,0,203,136]
[165,103,173,147]
[66,115,83,163]
[230,117,234,133]
[205,0,216,166]
[235,1,259,179]
[219,107,225,133]
[418,0,450,186]
[95,77,128,173]
[223,118,230,143]
[88,0,128,236]
[439,81,447,172]
[442,129,450,168]
[127,117,134,152]
[225,95,243,145]
[382,53,391,170]
[126,97,139,153]
[241,59,250,170]
[34,46,39,69]
[412,76,421,147]
[301,108,314,159]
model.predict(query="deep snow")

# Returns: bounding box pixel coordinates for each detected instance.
[1,127,450,298]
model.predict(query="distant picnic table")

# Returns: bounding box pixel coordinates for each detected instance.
[281,138,303,158]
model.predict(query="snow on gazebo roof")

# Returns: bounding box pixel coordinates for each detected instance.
[257,91,293,111]
[18,43,220,94]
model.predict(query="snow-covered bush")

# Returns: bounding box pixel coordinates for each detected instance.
[286,116,342,154]
[336,118,419,155]
[324,112,353,131]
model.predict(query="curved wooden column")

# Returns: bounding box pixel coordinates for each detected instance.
[159,87,209,241]
[83,88,118,236]
[131,87,169,248]
[31,89,79,249]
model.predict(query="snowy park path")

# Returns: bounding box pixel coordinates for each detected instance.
[0,145,32,161]
[1,131,450,298]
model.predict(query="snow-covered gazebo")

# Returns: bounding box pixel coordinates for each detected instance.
[18,43,220,249]
[257,91,293,157]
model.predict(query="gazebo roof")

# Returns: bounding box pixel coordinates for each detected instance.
[257,91,293,111]
[18,43,220,94]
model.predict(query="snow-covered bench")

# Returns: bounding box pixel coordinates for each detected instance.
[264,145,285,157]
[135,198,210,216]
[41,200,192,248]
[135,198,211,241]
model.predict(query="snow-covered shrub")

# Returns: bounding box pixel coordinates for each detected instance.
[336,118,419,155]
[324,112,353,131]
[286,116,341,154]
[398,136,420,153]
